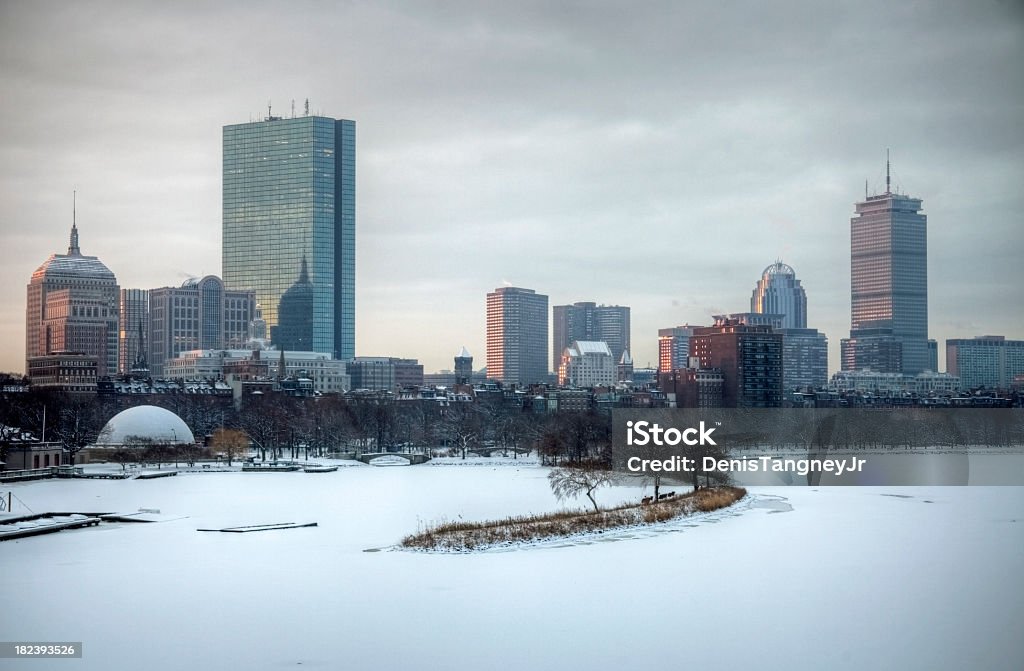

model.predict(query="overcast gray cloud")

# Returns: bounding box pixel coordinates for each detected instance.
[1,0,1022,374]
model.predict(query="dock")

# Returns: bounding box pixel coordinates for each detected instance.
[197,522,318,533]
[0,513,103,541]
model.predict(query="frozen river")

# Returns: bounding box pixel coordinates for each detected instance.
[2,461,1022,670]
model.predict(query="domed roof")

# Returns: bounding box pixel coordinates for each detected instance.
[762,260,796,278]
[31,225,116,283]
[95,406,195,447]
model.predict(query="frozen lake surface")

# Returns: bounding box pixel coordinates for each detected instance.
[2,461,1023,670]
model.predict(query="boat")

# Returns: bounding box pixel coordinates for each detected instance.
[302,464,339,473]
[241,461,302,472]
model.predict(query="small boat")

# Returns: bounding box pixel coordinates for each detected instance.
[302,464,339,473]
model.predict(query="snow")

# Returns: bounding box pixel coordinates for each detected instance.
[2,464,1022,671]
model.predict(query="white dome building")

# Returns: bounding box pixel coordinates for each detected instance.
[95,405,195,447]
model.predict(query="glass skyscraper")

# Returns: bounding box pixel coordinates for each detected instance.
[841,162,935,374]
[223,113,355,359]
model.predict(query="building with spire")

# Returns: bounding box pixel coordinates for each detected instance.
[617,349,634,383]
[272,257,314,352]
[454,346,473,384]
[841,155,936,374]
[223,109,356,360]
[26,216,119,378]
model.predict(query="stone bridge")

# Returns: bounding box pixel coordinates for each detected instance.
[356,452,431,465]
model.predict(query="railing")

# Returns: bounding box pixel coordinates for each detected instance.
[0,466,83,482]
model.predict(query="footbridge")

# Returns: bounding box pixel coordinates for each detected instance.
[356,452,431,465]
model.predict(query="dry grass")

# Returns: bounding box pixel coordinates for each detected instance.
[401,486,746,552]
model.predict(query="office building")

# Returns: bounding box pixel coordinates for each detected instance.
[751,261,807,330]
[690,317,783,407]
[780,328,828,391]
[487,287,548,387]
[552,302,630,372]
[26,222,119,377]
[841,159,935,374]
[223,110,356,359]
[749,263,828,390]
[946,336,1024,391]
[658,325,699,374]
[26,352,99,395]
[148,276,256,376]
[119,289,149,374]
[558,341,615,388]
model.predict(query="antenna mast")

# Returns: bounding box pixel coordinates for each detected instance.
[886,148,891,194]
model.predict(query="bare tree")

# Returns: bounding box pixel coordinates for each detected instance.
[209,428,249,465]
[442,401,484,459]
[548,464,613,512]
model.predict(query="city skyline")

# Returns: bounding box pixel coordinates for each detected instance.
[2,2,1022,375]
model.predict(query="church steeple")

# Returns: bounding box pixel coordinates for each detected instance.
[298,255,309,283]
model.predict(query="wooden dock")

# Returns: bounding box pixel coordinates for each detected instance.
[0,513,103,541]
[197,522,318,533]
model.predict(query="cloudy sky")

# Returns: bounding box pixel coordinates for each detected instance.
[1,0,1022,376]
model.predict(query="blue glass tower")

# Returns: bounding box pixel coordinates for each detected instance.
[223,113,355,358]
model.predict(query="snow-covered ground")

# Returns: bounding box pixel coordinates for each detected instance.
[2,463,1022,670]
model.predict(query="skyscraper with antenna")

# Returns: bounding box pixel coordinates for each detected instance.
[841,154,936,374]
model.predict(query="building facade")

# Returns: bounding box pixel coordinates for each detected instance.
[486,287,549,387]
[690,317,783,407]
[454,347,473,385]
[223,112,356,359]
[163,348,349,394]
[119,288,149,374]
[657,325,699,374]
[780,328,829,391]
[750,261,807,330]
[829,369,960,395]
[552,302,630,372]
[148,276,256,377]
[26,352,99,394]
[946,336,1024,391]
[558,341,615,388]
[26,224,119,378]
[841,161,935,374]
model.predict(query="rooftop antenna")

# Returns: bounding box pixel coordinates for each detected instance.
[865,179,868,199]
[886,148,891,195]
[267,100,272,120]
[304,98,309,116]
[291,99,295,118]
